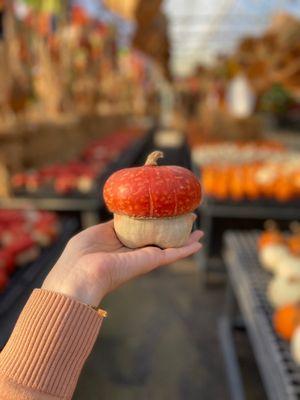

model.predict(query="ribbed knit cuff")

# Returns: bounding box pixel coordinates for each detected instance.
[0,289,103,399]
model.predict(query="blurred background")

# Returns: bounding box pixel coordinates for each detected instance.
[0,1,300,399]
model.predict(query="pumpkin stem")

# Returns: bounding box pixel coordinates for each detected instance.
[264,220,277,231]
[145,151,164,166]
[290,221,300,234]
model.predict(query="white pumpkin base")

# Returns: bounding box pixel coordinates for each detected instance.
[114,213,196,249]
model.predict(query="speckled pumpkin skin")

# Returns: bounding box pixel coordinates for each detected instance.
[103,165,201,218]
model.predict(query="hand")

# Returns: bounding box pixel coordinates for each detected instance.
[42,220,203,307]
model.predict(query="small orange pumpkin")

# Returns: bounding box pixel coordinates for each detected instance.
[273,303,300,341]
[258,220,286,250]
[274,175,295,202]
[288,222,300,256]
[244,165,260,199]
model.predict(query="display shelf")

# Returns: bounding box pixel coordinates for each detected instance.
[221,231,300,400]
[0,217,79,349]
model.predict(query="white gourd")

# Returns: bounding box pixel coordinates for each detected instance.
[259,244,290,273]
[267,276,300,308]
[276,255,300,279]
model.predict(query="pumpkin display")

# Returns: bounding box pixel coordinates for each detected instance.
[11,130,139,196]
[103,151,201,248]
[273,303,300,341]
[192,142,300,202]
[0,210,60,292]
[291,326,300,365]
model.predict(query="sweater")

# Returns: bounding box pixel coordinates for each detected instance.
[0,289,103,399]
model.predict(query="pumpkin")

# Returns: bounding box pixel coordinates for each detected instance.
[229,168,245,201]
[288,222,300,256]
[258,221,288,272]
[289,236,300,256]
[258,220,285,249]
[259,245,290,273]
[276,255,300,279]
[213,167,229,200]
[244,165,260,199]
[291,326,300,365]
[267,276,300,308]
[202,167,215,198]
[103,151,202,248]
[274,175,295,202]
[273,303,300,340]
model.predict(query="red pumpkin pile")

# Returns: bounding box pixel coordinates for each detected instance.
[11,130,140,196]
[0,210,60,292]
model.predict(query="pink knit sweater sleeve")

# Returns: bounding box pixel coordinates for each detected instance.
[0,289,103,399]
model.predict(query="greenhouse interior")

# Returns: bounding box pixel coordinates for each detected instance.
[0,1,300,399]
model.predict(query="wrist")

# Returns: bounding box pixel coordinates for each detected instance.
[41,280,105,308]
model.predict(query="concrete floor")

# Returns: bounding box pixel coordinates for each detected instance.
[74,260,266,400]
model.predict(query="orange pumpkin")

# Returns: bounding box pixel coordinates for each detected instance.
[289,236,300,256]
[202,167,215,197]
[273,303,300,341]
[258,220,286,249]
[229,167,244,201]
[244,165,260,199]
[274,175,295,202]
[214,166,230,200]
[288,222,300,256]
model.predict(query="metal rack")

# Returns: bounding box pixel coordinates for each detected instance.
[0,217,79,349]
[220,231,300,400]
[200,199,300,277]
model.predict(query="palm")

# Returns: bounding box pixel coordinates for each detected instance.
[73,221,127,254]
[43,220,203,307]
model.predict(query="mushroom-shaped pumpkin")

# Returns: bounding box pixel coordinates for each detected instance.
[103,151,201,248]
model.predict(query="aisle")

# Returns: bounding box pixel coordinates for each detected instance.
[74,262,230,400]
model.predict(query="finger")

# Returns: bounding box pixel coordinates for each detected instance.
[122,240,202,276]
[161,241,202,265]
[184,230,204,246]
[108,246,163,284]
[106,241,202,289]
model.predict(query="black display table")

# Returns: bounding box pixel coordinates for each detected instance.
[220,231,300,400]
